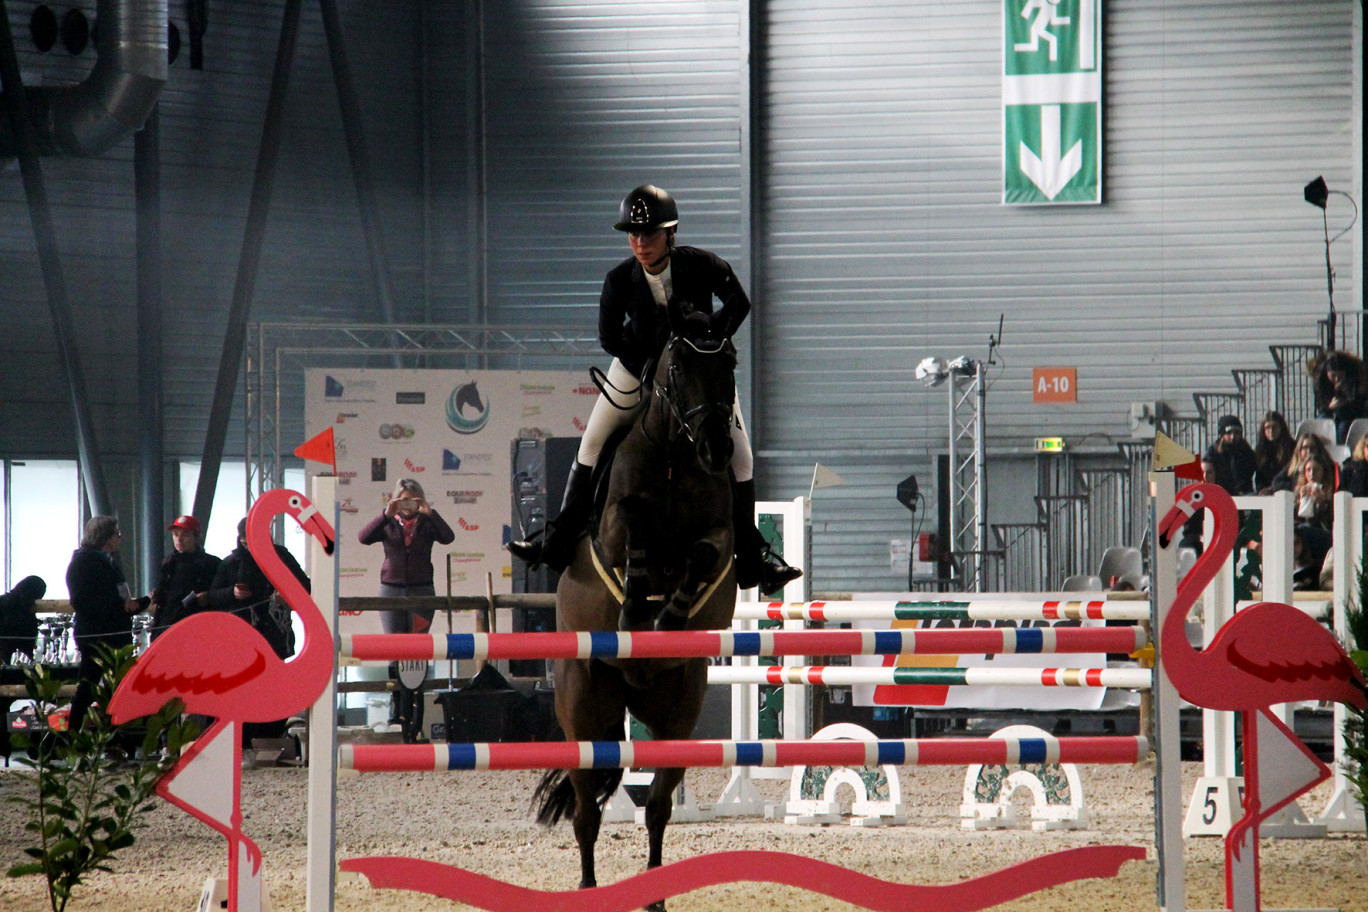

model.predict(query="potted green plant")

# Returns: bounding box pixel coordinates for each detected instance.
[5,645,196,912]
[1344,568,1368,836]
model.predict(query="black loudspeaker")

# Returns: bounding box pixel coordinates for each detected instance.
[896,474,919,510]
[510,437,581,594]
[509,605,557,679]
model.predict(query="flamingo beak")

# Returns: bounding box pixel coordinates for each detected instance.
[304,512,336,556]
[1156,500,1194,550]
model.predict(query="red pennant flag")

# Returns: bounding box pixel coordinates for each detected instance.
[294,427,336,473]
[1174,457,1204,481]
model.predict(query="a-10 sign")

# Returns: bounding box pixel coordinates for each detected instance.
[1003,0,1102,204]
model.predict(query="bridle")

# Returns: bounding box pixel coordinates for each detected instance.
[651,334,735,450]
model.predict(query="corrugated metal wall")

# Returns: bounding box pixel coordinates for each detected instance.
[470,0,748,332]
[0,0,1359,596]
[755,0,1357,592]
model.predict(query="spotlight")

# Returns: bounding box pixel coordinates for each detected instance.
[946,356,978,376]
[1304,176,1328,210]
[915,357,948,388]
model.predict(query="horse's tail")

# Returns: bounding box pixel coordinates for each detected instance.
[532,767,625,826]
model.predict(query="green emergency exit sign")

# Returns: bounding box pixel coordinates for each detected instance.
[1003,0,1102,204]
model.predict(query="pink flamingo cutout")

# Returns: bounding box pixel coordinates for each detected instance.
[1157,482,1366,911]
[109,489,335,912]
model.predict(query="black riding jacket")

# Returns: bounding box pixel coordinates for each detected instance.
[598,245,751,376]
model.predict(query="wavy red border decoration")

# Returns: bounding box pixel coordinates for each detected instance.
[340,845,1144,912]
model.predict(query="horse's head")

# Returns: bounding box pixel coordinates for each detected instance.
[653,307,737,475]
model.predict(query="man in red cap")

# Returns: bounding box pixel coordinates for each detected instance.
[148,515,221,641]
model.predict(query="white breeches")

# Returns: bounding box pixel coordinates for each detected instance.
[577,357,753,482]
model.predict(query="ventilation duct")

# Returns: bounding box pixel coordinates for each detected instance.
[0,0,167,157]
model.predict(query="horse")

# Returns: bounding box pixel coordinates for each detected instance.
[534,305,739,912]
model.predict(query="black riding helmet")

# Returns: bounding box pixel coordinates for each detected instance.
[614,184,679,232]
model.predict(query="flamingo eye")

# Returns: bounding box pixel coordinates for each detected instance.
[289,495,303,508]
[1190,490,1204,503]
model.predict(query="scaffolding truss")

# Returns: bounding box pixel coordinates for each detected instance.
[244,321,600,504]
[946,360,988,591]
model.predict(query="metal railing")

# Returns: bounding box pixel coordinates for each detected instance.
[989,522,1048,591]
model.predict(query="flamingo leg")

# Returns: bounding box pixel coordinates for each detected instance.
[1226,708,1333,912]
[153,719,263,912]
[1225,710,1261,912]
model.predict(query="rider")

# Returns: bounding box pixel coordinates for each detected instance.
[508,184,802,594]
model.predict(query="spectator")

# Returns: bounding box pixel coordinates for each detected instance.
[357,478,454,744]
[148,515,220,641]
[206,517,309,744]
[1270,431,1335,493]
[1293,525,1333,591]
[1295,457,1334,531]
[1312,349,1368,444]
[65,517,146,732]
[1340,433,1368,497]
[1253,411,1295,494]
[0,575,46,662]
[1203,414,1257,495]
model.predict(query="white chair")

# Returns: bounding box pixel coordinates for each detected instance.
[1097,546,1145,590]
[1061,574,1104,591]
[1294,417,1336,449]
[1343,417,1368,458]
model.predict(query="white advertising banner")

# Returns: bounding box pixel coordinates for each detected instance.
[303,368,593,622]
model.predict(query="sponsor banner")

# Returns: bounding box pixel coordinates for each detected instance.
[306,369,588,611]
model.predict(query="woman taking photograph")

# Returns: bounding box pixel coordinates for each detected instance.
[357,479,454,743]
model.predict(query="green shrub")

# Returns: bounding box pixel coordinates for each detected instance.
[4,645,197,912]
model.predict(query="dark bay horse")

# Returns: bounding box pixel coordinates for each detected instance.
[534,308,739,911]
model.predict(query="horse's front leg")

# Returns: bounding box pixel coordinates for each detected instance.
[567,768,602,889]
[656,534,725,631]
[641,765,687,912]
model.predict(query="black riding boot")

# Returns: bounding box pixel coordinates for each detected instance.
[508,461,594,573]
[732,479,803,593]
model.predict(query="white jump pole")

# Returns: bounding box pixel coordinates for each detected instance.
[1152,472,1186,912]
[305,476,338,912]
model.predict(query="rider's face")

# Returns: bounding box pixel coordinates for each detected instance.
[628,228,670,273]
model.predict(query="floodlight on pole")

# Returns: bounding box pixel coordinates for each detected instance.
[916,352,988,591]
[1304,175,1358,350]
[915,357,949,387]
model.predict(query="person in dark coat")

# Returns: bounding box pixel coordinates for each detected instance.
[66,516,146,731]
[0,575,45,662]
[1340,434,1368,497]
[508,184,801,595]
[357,478,454,743]
[1312,349,1368,444]
[1202,414,1257,496]
[1253,411,1294,494]
[148,514,220,641]
[205,516,310,743]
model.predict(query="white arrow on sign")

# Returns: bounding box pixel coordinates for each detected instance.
[1019,104,1082,200]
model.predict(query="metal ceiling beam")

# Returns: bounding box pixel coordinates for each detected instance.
[193,0,304,536]
[0,0,112,518]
